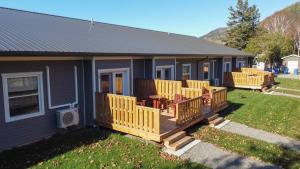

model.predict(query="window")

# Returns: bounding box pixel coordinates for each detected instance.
[203,63,210,80]
[2,72,45,122]
[236,61,245,69]
[224,62,232,72]
[182,64,191,80]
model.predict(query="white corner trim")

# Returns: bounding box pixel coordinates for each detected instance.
[130,57,134,95]
[46,65,79,110]
[174,58,177,80]
[2,72,45,123]
[152,58,156,79]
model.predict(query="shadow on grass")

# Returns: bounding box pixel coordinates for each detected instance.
[219,101,244,118]
[0,127,112,169]
[247,143,300,169]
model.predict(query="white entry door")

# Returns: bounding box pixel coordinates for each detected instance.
[156,65,174,80]
[99,68,130,95]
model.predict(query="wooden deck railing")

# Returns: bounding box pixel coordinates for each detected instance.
[95,93,161,141]
[181,87,202,99]
[224,72,269,89]
[176,96,203,125]
[209,87,228,113]
[134,79,181,100]
[241,68,274,84]
[182,80,210,89]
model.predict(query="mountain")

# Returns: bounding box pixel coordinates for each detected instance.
[201,27,227,44]
[260,2,300,36]
[201,2,300,44]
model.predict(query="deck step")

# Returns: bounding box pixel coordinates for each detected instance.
[166,136,194,151]
[207,114,219,122]
[209,117,225,127]
[163,131,186,146]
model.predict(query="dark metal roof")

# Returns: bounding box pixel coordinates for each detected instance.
[0,7,251,57]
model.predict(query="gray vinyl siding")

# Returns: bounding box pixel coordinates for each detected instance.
[155,59,175,67]
[133,59,145,79]
[83,60,94,125]
[144,59,152,79]
[0,60,84,152]
[176,59,198,80]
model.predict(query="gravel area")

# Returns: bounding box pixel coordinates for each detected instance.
[181,141,279,169]
[221,121,300,153]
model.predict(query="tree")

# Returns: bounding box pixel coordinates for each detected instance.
[224,0,260,50]
[246,30,293,66]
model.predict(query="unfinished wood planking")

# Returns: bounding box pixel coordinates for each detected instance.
[96,93,161,141]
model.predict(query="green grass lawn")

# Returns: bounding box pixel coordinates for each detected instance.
[221,89,300,140]
[190,126,300,169]
[0,128,207,169]
[275,77,300,90]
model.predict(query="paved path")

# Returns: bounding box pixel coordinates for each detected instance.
[276,87,300,92]
[220,121,300,153]
[265,91,300,99]
[277,74,300,80]
[181,141,279,169]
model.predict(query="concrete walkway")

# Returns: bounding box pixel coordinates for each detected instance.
[275,87,300,92]
[181,141,279,169]
[220,121,300,153]
[265,91,300,99]
[277,74,300,80]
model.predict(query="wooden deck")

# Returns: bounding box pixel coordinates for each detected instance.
[96,79,228,142]
[224,68,275,89]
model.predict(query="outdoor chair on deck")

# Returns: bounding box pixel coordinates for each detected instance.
[168,94,186,117]
[202,87,210,105]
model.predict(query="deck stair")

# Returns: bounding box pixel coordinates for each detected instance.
[163,131,194,151]
[207,114,225,127]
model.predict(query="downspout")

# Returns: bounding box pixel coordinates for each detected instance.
[174,57,177,80]
[130,57,134,95]
[152,57,156,79]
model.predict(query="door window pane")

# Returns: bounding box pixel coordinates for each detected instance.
[115,73,123,95]
[164,68,171,80]
[101,74,111,93]
[182,65,191,80]
[203,64,209,80]
[156,70,161,79]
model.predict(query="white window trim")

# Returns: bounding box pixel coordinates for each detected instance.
[2,72,45,123]
[203,62,210,80]
[224,62,232,72]
[155,65,175,80]
[98,68,130,96]
[182,64,192,80]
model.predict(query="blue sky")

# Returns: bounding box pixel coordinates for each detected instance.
[0,0,298,37]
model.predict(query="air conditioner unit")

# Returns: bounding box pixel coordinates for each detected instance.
[57,108,79,128]
[214,78,220,86]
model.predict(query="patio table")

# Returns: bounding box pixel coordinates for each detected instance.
[149,95,164,109]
